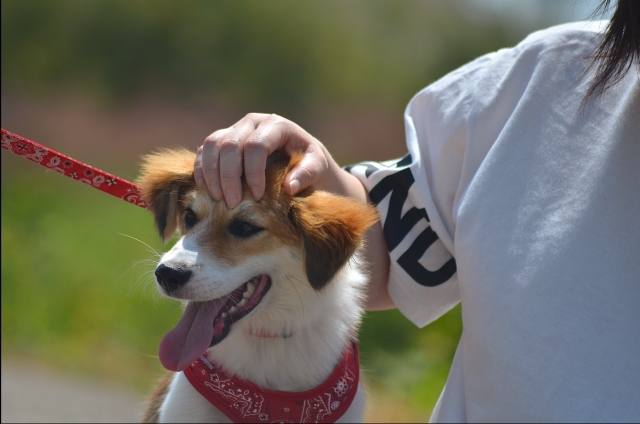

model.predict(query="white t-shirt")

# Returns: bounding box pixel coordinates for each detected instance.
[348,21,640,422]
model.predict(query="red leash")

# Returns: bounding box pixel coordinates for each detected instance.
[1,128,148,209]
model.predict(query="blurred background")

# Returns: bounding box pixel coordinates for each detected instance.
[2,1,606,422]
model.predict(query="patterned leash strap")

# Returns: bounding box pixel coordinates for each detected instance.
[1,128,148,209]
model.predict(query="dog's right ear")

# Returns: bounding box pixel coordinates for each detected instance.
[137,149,196,242]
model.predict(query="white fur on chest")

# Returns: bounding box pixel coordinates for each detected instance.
[158,262,367,423]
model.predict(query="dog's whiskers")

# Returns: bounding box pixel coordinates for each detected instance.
[129,269,157,298]
[219,294,236,324]
[121,258,157,279]
[291,254,303,267]
[284,274,319,297]
[115,232,162,258]
[122,258,158,298]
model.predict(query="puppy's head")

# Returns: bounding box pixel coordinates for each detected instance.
[137,149,378,371]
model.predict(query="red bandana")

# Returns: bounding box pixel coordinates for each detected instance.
[183,340,360,423]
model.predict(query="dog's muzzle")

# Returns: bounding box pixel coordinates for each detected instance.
[155,264,192,293]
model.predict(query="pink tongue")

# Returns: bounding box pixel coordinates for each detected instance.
[159,299,226,372]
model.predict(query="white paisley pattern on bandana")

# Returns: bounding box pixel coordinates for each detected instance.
[183,340,360,423]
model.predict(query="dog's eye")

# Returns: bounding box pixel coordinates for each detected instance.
[184,208,197,229]
[228,220,263,238]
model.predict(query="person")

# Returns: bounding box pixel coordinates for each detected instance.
[193,1,639,421]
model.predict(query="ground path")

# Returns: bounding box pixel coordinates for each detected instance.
[1,359,144,423]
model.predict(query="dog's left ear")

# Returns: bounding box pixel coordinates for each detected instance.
[289,191,379,290]
[137,149,196,242]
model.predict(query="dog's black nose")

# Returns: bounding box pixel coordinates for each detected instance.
[155,264,192,293]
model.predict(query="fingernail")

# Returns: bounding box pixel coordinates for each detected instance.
[210,182,223,200]
[225,189,239,208]
[289,179,300,194]
[251,187,263,201]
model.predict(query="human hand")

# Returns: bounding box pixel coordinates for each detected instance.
[195,112,393,310]
[194,113,336,208]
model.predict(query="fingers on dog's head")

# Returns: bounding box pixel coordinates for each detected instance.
[137,149,197,242]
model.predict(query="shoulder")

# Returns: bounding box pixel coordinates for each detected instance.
[508,20,606,68]
[408,20,608,112]
[518,20,607,51]
[406,20,611,133]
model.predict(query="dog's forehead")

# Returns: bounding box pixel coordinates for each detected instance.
[187,188,280,220]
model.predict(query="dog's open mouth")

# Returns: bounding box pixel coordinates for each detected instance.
[209,275,271,347]
[159,275,271,372]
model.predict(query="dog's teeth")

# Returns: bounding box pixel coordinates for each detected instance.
[238,299,247,307]
[221,312,228,318]
[241,285,255,300]
[229,306,238,313]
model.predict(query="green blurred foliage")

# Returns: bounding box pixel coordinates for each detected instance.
[359,306,462,417]
[2,0,522,118]
[1,159,178,389]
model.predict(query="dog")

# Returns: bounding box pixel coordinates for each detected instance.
[137,148,378,423]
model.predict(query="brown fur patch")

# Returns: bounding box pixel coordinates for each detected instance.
[136,149,197,241]
[141,371,175,423]
[289,191,379,290]
[137,148,378,289]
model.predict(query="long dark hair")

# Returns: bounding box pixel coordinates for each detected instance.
[585,0,640,101]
